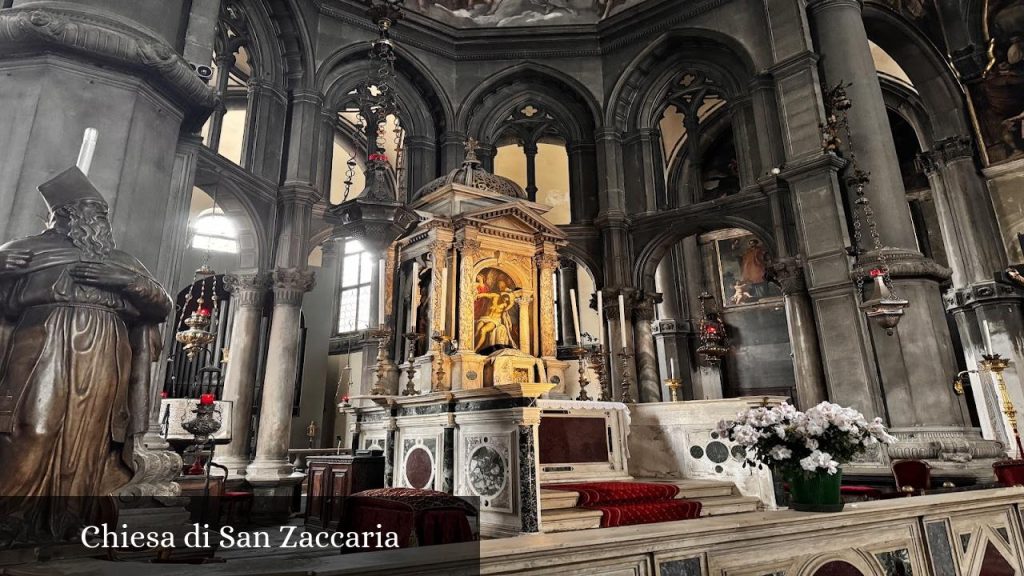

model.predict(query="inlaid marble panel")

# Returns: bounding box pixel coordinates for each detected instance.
[659,556,701,576]
[924,521,955,576]
[463,433,511,511]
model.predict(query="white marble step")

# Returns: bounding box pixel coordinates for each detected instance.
[541,508,603,532]
[540,488,581,511]
[698,494,761,516]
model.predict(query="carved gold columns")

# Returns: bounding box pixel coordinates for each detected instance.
[536,247,568,396]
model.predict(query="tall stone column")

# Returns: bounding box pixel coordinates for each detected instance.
[216,271,269,478]
[566,141,598,223]
[633,295,661,402]
[428,238,451,390]
[925,139,1024,455]
[456,235,482,353]
[770,257,827,408]
[809,0,964,431]
[557,259,579,348]
[536,251,559,358]
[246,268,315,483]
[523,142,538,202]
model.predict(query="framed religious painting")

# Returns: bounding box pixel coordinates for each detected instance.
[473,267,522,354]
[714,231,782,307]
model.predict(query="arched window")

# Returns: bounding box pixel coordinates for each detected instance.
[491,103,571,224]
[660,72,736,204]
[200,4,255,165]
[191,207,239,254]
[336,239,375,333]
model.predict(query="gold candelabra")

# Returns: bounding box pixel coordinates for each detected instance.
[665,378,682,402]
[574,347,591,401]
[979,354,1023,457]
[368,324,392,396]
[588,344,611,401]
[402,333,421,396]
[617,348,634,404]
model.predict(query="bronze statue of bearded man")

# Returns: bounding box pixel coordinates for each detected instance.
[0,167,172,541]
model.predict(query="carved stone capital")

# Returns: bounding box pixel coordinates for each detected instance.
[225,272,269,308]
[944,280,1024,311]
[917,136,975,174]
[0,8,217,114]
[851,248,952,283]
[534,252,560,272]
[428,240,449,263]
[455,238,482,260]
[768,257,807,295]
[271,268,316,305]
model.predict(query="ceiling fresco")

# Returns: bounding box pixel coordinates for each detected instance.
[405,0,649,27]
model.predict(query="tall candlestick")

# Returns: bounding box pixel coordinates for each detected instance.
[596,290,605,347]
[77,128,98,176]
[618,293,628,350]
[569,288,583,344]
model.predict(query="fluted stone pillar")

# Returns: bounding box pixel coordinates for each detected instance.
[633,295,661,402]
[770,258,827,408]
[809,0,964,430]
[558,259,579,348]
[216,271,269,478]
[246,268,315,483]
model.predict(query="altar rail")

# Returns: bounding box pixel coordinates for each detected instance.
[54,486,1024,575]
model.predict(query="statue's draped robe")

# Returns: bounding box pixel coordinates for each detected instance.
[0,233,170,536]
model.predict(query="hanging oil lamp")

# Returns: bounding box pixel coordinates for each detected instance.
[860,268,909,335]
[696,292,729,365]
[823,81,910,334]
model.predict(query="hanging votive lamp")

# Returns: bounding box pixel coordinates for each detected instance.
[859,268,909,335]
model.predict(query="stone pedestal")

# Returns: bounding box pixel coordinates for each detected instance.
[246,268,315,483]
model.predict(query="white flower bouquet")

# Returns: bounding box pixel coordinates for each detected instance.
[716,401,896,479]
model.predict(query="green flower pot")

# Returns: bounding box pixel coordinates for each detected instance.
[787,468,844,512]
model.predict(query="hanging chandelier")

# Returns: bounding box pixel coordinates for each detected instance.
[328,0,417,256]
[823,82,909,335]
[175,264,222,360]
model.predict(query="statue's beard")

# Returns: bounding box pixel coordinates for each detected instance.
[49,202,114,259]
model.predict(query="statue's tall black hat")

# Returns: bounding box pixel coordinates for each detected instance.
[37,166,107,212]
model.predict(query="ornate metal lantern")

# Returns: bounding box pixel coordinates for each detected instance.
[860,268,909,335]
[181,395,223,445]
[175,264,221,360]
[822,81,910,334]
[696,292,729,365]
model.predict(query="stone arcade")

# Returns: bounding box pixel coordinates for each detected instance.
[3,0,1024,573]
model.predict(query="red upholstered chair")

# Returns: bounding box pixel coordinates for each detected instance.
[891,459,931,495]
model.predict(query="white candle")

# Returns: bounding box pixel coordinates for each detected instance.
[409,261,420,333]
[618,293,628,350]
[596,290,605,347]
[77,128,98,176]
[670,358,676,379]
[983,319,994,353]
[569,289,583,344]
[378,259,386,326]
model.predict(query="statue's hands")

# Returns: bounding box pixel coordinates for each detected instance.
[70,262,138,289]
[0,249,31,273]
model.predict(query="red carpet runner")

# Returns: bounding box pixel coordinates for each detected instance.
[543,481,702,528]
